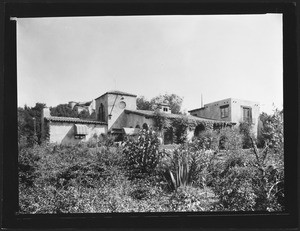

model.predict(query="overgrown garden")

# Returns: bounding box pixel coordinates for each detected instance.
[18,109,284,213]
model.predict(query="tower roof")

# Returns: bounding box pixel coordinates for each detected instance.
[95,90,137,100]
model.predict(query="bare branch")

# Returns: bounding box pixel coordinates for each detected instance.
[250,137,261,167]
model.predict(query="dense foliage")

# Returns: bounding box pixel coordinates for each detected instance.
[18,103,46,146]
[123,130,162,178]
[136,93,183,114]
[50,104,96,120]
[19,109,284,213]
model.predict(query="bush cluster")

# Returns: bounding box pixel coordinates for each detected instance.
[123,129,163,178]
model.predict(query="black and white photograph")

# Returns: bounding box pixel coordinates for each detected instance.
[17,14,284,214]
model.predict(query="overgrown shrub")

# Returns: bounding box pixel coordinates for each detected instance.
[98,134,116,147]
[258,109,283,153]
[168,186,216,212]
[192,130,219,150]
[209,136,285,212]
[172,117,189,144]
[18,145,41,187]
[239,122,253,149]
[211,151,257,211]
[218,127,243,150]
[249,137,285,211]
[161,141,216,191]
[213,167,257,211]
[123,129,163,178]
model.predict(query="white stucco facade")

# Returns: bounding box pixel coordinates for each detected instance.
[48,122,107,145]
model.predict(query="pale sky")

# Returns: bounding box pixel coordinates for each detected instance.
[17,14,283,114]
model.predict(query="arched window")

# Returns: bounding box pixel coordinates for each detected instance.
[98,103,105,122]
[142,123,148,130]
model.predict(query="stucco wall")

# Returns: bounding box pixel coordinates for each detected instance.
[95,93,137,130]
[230,98,260,136]
[123,113,155,129]
[49,122,107,145]
[193,98,232,121]
[109,111,155,130]
[189,98,260,136]
[107,94,137,130]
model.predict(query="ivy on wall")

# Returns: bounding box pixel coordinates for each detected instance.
[153,112,233,144]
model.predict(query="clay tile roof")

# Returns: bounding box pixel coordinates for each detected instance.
[44,116,107,125]
[95,90,137,100]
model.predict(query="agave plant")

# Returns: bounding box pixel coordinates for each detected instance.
[168,156,191,190]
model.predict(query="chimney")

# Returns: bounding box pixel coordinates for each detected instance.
[201,94,204,108]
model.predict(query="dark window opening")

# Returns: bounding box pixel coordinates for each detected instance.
[74,134,86,139]
[242,107,252,123]
[220,105,229,118]
[164,127,173,145]
[98,103,105,122]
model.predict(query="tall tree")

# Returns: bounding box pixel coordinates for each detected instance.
[18,103,46,147]
[136,96,152,110]
[137,94,183,114]
[150,93,183,114]
[50,104,77,118]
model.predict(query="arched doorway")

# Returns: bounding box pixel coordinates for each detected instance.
[194,124,205,137]
[142,123,149,130]
[163,127,173,145]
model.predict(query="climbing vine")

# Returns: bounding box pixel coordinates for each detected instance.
[153,112,224,144]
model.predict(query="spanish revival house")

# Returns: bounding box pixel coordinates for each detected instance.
[41,108,107,145]
[94,90,234,144]
[41,90,259,145]
[188,98,260,137]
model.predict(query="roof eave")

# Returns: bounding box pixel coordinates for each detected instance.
[95,91,137,100]
[44,117,107,125]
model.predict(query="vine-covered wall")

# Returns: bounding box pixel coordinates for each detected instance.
[153,112,234,145]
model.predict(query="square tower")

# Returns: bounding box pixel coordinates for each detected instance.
[95,90,137,130]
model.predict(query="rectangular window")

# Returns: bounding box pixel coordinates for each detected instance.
[220,105,229,118]
[242,107,252,123]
